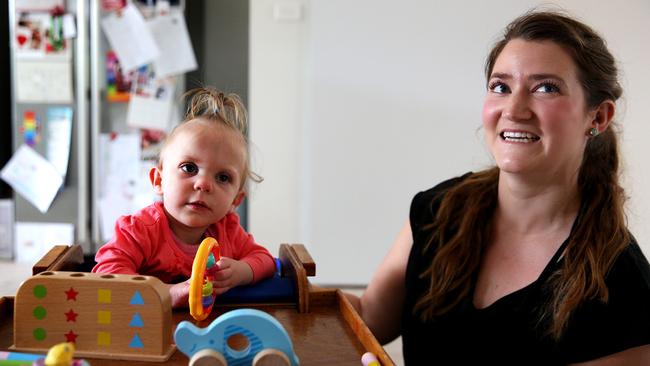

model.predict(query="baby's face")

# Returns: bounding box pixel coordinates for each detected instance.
[155,120,246,238]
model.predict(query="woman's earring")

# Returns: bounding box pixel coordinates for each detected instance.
[588,127,598,137]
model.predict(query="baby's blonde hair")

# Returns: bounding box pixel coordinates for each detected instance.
[160,87,262,191]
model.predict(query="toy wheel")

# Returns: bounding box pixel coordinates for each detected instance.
[189,237,220,321]
[190,349,227,366]
[252,349,291,366]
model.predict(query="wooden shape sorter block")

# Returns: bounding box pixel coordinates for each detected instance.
[12,271,175,362]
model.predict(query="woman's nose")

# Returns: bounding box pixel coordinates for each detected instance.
[503,91,532,121]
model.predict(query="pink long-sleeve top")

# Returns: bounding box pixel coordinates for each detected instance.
[92,202,275,284]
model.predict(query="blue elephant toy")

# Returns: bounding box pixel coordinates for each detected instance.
[174,308,299,366]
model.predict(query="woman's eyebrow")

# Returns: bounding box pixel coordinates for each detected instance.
[489,72,511,80]
[489,72,567,85]
[528,73,564,81]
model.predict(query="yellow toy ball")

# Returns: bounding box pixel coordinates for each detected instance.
[44,342,75,366]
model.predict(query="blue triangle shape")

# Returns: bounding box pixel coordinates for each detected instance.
[130,291,144,305]
[129,313,144,327]
[129,333,144,348]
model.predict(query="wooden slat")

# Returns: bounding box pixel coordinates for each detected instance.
[279,244,309,313]
[307,285,338,308]
[0,296,13,320]
[32,244,84,275]
[337,290,395,366]
[32,245,68,274]
[291,244,316,276]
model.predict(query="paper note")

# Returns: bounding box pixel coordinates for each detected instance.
[98,133,139,240]
[15,0,64,11]
[14,222,74,263]
[148,12,197,78]
[98,133,157,240]
[101,3,160,72]
[0,145,63,213]
[46,107,73,178]
[15,58,73,103]
[98,133,140,197]
[62,13,77,39]
[126,66,176,131]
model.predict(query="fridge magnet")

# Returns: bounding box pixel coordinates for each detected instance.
[15,11,68,56]
[15,12,46,55]
[106,50,133,102]
[102,0,126,12]
[46,6,66,52]
[21,110,40,147]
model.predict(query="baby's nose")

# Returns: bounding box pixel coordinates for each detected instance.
[193,176,212,192]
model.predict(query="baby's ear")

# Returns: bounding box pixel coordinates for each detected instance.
[230,191,246,212]
[150,167,163,195]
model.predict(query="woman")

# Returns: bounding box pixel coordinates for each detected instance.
[348,10,650,365]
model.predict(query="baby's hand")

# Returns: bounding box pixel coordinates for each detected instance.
[207,257,253,295]
[168,280,190,309]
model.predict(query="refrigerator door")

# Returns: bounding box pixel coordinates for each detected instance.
[7,0,89,256]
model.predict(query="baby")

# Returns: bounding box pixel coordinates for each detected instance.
[92,87,275,308]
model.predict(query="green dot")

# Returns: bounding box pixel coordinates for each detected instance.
[33,328,46,341]
[33,285,47,298]
[33,306,46,319]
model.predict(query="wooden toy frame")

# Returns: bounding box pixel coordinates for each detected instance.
[0,244,395,366]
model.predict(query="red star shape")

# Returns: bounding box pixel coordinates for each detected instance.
[64,330,78,343]
[65,287,78,301]
[65,309,78,322]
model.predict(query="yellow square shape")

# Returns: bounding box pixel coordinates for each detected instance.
[97,331,111,346]
[98,289,111,303]
[97,310,111,324]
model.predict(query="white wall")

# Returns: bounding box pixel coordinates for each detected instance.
[249,0,650,285]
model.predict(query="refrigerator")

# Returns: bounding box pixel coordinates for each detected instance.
[5,0,190,261]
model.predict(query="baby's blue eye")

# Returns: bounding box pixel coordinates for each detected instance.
[180,163,198,174]
[216,173,231,183]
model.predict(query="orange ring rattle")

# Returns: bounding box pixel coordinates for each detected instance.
[189,237,221,321]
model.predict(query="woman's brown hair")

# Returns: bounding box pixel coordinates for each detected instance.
[414,10,629,339]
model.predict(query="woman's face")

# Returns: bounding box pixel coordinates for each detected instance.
[482,39,596,182]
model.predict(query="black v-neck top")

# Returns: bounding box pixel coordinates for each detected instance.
[402,174,650,365]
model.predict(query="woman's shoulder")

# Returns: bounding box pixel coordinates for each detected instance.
[561,239,650,362]
[410,172,473,224]
[413,172,473,201]
[607,239,650,292]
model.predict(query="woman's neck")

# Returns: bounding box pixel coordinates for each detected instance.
[496,171,580,235]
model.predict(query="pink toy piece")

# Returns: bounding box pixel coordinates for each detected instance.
[361,351,381,366]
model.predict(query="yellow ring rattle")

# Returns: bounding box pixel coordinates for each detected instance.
[189,237,221,321]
